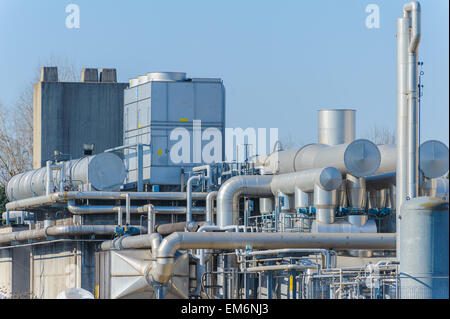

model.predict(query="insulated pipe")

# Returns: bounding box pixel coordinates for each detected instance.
[125,194,131,225]
[403,1,421,200]
[148,204,155,234]
[269,167,342,195]
[264,140,381,178]
[45,161,53,196]
[206,191,218,223]
[187,175,204,227]
[6,191,208,211]
[0,225,137,245]
[68,203,206,215]
[100,233,162,251]
[216,175,273,228]
[145,232,396,284]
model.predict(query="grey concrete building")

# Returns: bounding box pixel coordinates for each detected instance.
[33,67,128,169]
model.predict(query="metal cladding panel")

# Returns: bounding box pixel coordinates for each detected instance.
[400,196,449,299]
[123,78,225,186]
[167,83,195,122]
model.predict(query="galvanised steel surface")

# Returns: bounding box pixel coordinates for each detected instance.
[318,109,356,146]
[6,153,126,201]
[400,196,449,299]
[123,72,225,186]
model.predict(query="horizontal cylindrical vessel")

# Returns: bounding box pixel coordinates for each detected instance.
[419,140,449,179]
[264,139,381,178]
[372,141,449,178]
[400,196,449,299]
[270,167,342,195]
[318,109,356,146]
[6,153,126,201]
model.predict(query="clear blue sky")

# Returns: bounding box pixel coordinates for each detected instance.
[0,0,448,145]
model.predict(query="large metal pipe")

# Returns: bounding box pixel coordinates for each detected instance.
[206,191,218,223]
[6,153,127,201]
[216,175,273,227]
[68,203,206,215]
[186,175,204,227]
[6,191,208,211]
[264,140,381,178]
[270,167,342,195]
[145,232,396,284]
[404,1,421,200]
[396,16,410,221]
[0,225,133,245]
[318,109,356,146]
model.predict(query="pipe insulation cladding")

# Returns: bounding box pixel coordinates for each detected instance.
[318,109,356,146]
[6,153,126,201]
[263,139,381,178]
[373,142,448,178]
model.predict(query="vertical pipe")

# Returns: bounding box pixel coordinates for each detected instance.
[137,144,144,192]
[125,194,131,225]
[59,162,65,191]
[396,16,409,253]
[147,204,155,234]
[46,161,53,195]
[186,175,202,228]
[407,52,419,199]
[117,207,123,226]
[206,191,218,223]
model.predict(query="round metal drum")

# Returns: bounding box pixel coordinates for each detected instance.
[87,152,127,191]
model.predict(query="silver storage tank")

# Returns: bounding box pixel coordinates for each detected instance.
[6,153,126,201]
[318,109,356,146]
[399,196,449,299]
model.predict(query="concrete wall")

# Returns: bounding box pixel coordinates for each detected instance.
[31,241,97,299]
[33,67,128,169]
[0,246,31,299]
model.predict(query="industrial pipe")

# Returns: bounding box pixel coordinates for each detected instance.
[0,225,140,246]
[187,175,204,228]
[216,175,273,227]
[206,191,218,223]
[263,140,381,178]
[147,232,396,284]
[6,191,208,211]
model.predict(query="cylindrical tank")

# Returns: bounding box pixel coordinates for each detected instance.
[318,109,356,146]
[373,141,449,177]
[6,153,126,201]
[264,139,381,178]
[259,198,274,214]
[400,196,449,299]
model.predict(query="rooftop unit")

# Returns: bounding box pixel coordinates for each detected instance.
[123,72,225,188]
